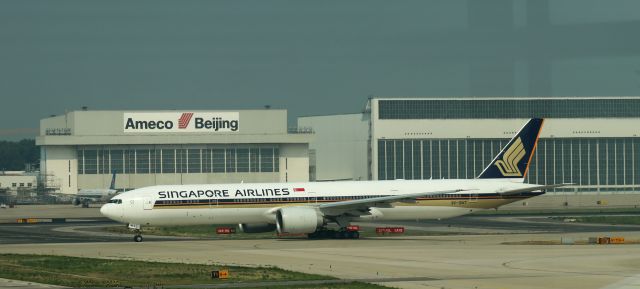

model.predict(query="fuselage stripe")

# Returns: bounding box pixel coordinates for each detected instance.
[153,192,544,207]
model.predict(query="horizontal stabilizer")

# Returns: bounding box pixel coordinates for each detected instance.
[497,184,570,195]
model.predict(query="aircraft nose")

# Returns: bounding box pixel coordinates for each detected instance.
[100,204,115,220]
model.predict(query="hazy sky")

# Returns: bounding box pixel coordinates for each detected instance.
[2,0,640,139]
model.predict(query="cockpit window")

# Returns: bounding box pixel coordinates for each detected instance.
[108,199,122,204]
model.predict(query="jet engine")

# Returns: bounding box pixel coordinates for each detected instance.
[276,207,323,234]
[238,223,277,233]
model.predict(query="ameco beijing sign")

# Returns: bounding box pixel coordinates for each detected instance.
[123,112,239,133]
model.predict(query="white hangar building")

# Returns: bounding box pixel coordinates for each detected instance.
[299,97,640,194]
[37,109,311,195]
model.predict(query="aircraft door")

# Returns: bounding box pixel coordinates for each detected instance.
[143,198,154,210]
[468,193,479,204]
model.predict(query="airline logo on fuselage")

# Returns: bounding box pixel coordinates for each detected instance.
[494,137,526,177]
[158,187,293,199]
[123,112,239,133]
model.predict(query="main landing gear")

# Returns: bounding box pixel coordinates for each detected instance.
[308,229,360,239]
[128,223,143,242]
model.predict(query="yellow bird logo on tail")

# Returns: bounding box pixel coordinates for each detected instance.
[494,137,526,177]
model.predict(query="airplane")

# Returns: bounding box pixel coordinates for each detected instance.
[101,118,563,242]
[74,171,117,208]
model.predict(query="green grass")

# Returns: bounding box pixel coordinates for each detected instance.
[561,215,640,225]
[213,283,391,289]
[0,254,334,288]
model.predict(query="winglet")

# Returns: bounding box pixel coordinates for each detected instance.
[109,170,117,190]
[477,118,544,181]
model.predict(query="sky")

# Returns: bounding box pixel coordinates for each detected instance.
[1,0,640,140]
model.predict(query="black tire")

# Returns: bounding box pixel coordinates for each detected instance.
[352,231,360,239]
[134,235,143,242]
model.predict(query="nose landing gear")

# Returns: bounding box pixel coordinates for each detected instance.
[128,223,143,242]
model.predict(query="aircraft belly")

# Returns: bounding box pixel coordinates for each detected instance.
[129,208,273,226]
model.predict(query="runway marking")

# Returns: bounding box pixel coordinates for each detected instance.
[599,274,640,289]
[502,254,637,278]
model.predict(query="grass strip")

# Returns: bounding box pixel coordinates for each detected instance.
[0,254,333,288]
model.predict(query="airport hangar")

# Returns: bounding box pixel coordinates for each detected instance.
[35,97,640,205]
[299,96,640,208]
[36,110,311,195]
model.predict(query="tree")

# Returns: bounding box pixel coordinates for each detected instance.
[0,139,39,171]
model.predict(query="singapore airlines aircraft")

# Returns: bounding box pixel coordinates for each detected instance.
[101,118,561,242]
[74,171,118,207]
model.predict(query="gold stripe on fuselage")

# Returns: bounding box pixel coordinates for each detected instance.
[153,196,528,210]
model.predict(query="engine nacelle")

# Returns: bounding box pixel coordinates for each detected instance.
[276,207,323,234]
[238,223,277,233]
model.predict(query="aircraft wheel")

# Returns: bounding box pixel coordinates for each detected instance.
[134,235,143,242]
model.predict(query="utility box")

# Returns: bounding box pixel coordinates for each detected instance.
[211,269,229,279]
[219,269,229,279]
[610,237,625,244]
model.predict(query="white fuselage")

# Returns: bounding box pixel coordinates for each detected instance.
[100,179,543,226]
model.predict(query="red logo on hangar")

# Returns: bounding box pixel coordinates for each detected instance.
[178,113,194,129]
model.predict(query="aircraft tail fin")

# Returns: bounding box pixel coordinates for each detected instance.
[477,118,544,181]
[109,170,117,190]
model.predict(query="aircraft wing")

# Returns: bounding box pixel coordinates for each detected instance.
[497,184,569,195]
[318,189,464,217]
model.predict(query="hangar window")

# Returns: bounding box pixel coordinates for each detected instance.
[83,150,98,174]
[202,149,212,173]
[237,149,249,172]
[152,149,162,174]
[212,149,225,173]
[249,148,259,172]
[98,150,110,174]
[125,150,135,174]
[176,149,187,173]
[136,149,150,174]
[226,148,236,173]
[161,149,175,173]
[77,150,84,174]
[110,150,124,174]
[260,148,274,172]
[187,149,201,173]
[378,99,640,119]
